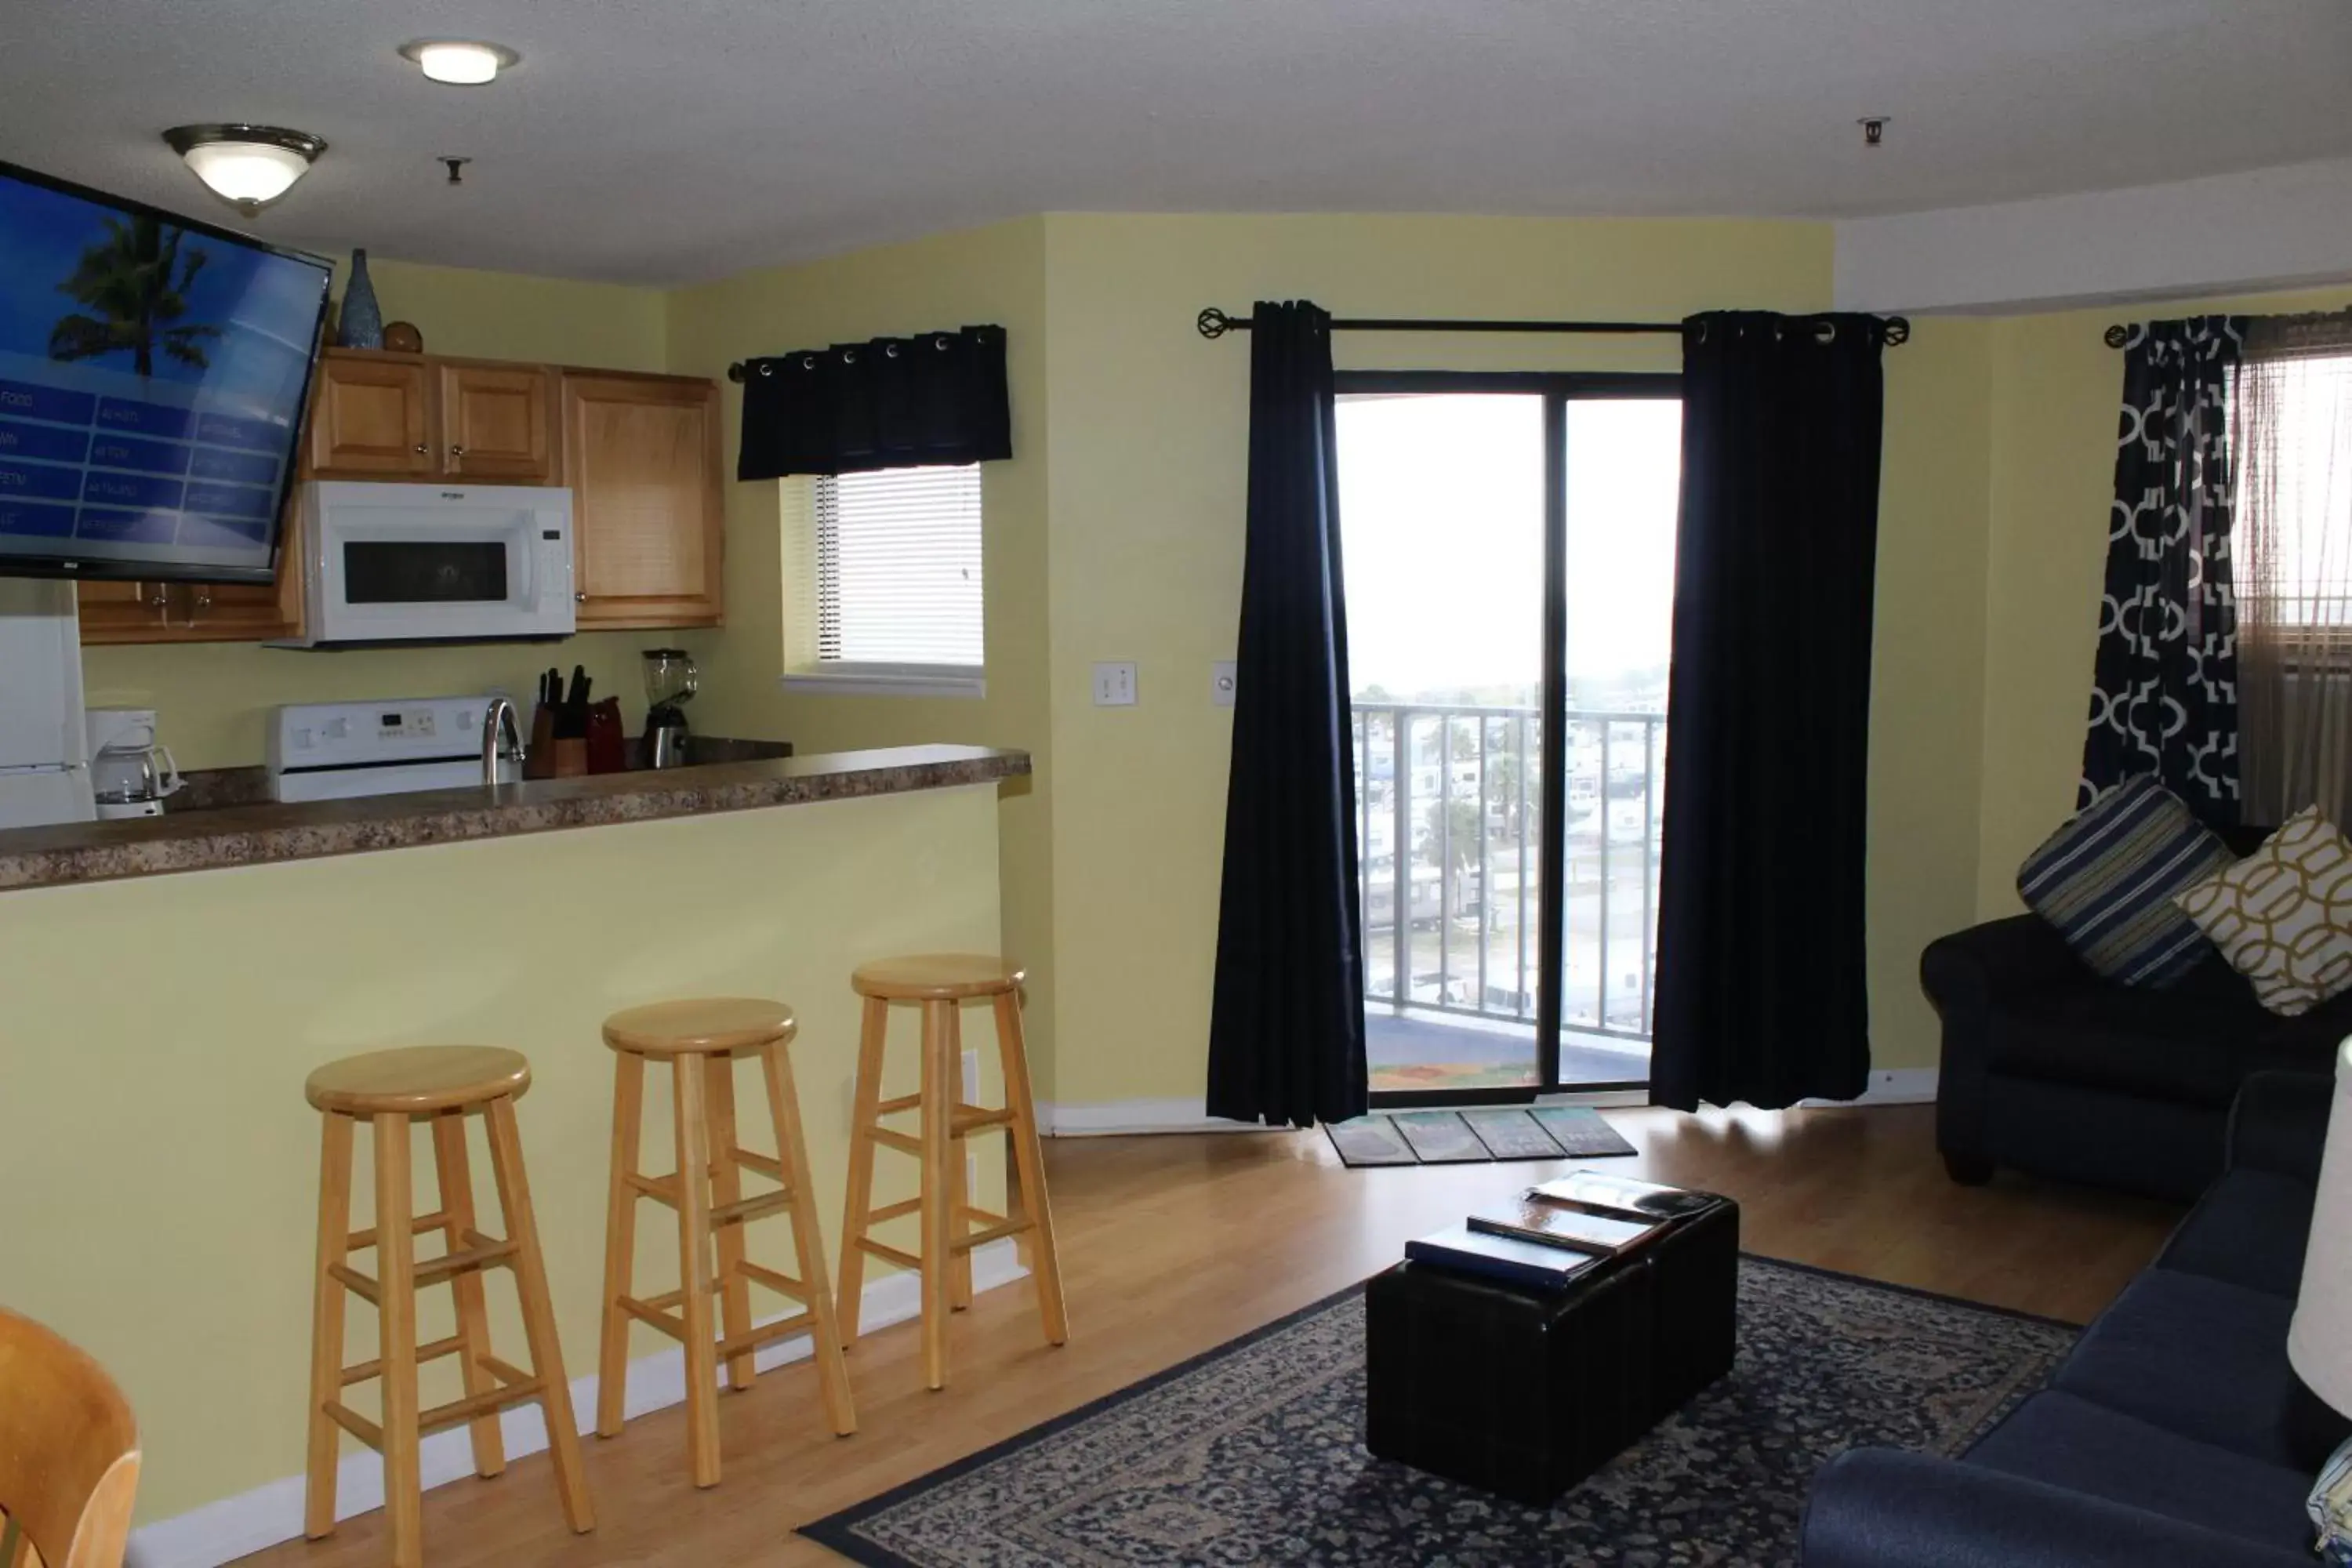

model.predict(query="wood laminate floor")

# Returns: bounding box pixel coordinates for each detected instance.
[247,1104,2180,1567]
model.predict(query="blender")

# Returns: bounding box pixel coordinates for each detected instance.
[641,648,699,768]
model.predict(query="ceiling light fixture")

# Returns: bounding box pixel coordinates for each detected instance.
[162,125,327,213]
[399,40,520,85]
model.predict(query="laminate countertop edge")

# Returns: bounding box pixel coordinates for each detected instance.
[0,744,1029,892]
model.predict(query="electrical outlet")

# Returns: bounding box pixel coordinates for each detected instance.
[1092,661,1138,706]
[1211,660,1237,707]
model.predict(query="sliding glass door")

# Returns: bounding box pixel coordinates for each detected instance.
[1337,372,1680,1103]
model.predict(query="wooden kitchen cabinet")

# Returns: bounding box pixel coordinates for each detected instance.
[307,351,434,477]
[561,372,725,628]
[76,573,300,644]
[78,500,304,644]
[437,360,557,482]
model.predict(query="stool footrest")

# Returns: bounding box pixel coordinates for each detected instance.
[855,1236,923,1270]
[717,1310,815,1361]
[625,1171,681,1206]
[868,1127,922,1156]
[875,1093,923,1116]
[419,1381,544,1439]
[865,1196,924,1225]
[415,1236,517,1287]
[347,1208,451,1250]
[731,1148,784,1181]
[735,1259,807,1300]
[618,1294,689,1341]
[340,1333,465,1388]
[711,1188,796,1229]
[952,1106,1015,1134]
[949,1216,1032,1253]
[323,1399,383,1450]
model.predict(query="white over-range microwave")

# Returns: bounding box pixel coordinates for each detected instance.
[274,481,577,648]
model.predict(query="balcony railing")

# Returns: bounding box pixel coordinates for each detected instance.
[1352,702,1666,1044]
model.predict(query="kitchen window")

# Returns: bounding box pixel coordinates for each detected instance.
[780,463,985,697]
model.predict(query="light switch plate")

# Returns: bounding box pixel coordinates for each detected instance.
[1211,660,1237,707]
[1093,661,1138,706]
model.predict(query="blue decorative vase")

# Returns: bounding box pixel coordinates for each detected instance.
[338,249,384,350]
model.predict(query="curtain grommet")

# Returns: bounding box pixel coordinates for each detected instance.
[885,343,901,358]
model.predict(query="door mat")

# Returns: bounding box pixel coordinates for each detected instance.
[1324,1106,1635,1167]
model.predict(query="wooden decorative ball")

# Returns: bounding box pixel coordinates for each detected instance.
[381,321,424,354]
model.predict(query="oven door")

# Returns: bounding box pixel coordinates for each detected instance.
[292,482,575,646]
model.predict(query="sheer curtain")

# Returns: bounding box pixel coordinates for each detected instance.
[2238,314,2352,826]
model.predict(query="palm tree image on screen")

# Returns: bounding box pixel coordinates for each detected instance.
[47,216,220,377]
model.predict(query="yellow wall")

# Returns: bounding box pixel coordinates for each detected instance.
[0,786,1003,1523]
[652,210,2009,1097]
[1973,283,2352,920]
[662,220,1061,1087]
[1029,213,1990,1093]
[80,258,676,770]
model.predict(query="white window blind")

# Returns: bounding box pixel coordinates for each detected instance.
[814,464,984,668]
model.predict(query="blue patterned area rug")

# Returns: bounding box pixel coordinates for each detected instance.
[801,1258,2076,1567]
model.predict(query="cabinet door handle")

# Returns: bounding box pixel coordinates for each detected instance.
[452,445,467,458]
[147,586,169,625]
[575,591,586,603]
[188,589,211,630]
[413,443,430,456]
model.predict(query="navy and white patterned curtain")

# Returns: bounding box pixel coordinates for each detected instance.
[2080,316,2246,826]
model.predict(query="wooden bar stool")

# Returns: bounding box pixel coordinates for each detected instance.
[303,1046,593,1568]
[595,999,855,1489]
[837,955,1068,1391]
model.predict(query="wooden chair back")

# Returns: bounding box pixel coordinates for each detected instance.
[0,1308,139,1568]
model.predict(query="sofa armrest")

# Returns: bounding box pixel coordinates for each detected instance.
[2229,1069,2335,1185]
[1918,913,2083,1020]
[1802,1450,2313,1568]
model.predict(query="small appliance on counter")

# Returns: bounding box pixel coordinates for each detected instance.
[85,709,183,819]
[267,696,516,802]
[641,648,699,769]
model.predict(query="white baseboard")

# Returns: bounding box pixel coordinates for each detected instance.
[125,1241,1029,1568]
[1798,1068,1939,1108]
[1035,1098,1271,1136]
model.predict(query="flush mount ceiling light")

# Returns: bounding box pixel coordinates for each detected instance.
[399,40,520,85]
[162,124,327,213]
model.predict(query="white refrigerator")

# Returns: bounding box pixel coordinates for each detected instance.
[0,578,95,829]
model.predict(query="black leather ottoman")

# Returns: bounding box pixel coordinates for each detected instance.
[1364,1192,1739,1504]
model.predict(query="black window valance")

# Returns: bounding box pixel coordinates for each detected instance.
[735,324,1011,480]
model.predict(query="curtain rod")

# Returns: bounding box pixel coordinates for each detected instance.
[1194,307,1911,345]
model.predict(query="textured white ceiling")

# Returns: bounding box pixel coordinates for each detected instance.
[4,0,2349,285]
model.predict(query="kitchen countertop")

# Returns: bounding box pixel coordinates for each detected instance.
[0,744,1029,891]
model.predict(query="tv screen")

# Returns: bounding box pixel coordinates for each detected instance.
[0,160,331,584]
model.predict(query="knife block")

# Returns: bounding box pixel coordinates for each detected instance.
[550,739,589,778]
[525,704,557,780]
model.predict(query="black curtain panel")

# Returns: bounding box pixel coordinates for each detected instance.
[1651,312,1891,1112]
[2079,317,2245,825]
[735,325,1011,479]
[1206,300,1368,1128]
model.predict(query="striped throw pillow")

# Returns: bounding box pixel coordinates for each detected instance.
[2016,776,2235,987]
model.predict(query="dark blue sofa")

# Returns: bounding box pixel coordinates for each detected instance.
[1802,1070,2345,1566]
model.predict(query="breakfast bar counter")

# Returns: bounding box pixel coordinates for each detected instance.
[0,743,1028,891]
[0,747,1022,1533]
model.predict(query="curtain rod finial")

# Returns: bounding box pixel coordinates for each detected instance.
[2103,324,2131,349]
[1197,307,1236,339]
[1882,318,1911,347]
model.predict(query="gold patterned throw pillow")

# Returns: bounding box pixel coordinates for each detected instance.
[2174,807,2352,1016]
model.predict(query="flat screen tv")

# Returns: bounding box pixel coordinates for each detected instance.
[0,160,331,584]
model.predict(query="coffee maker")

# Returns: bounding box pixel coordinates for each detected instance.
[85,708,183,818]
[641,648,699,769]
